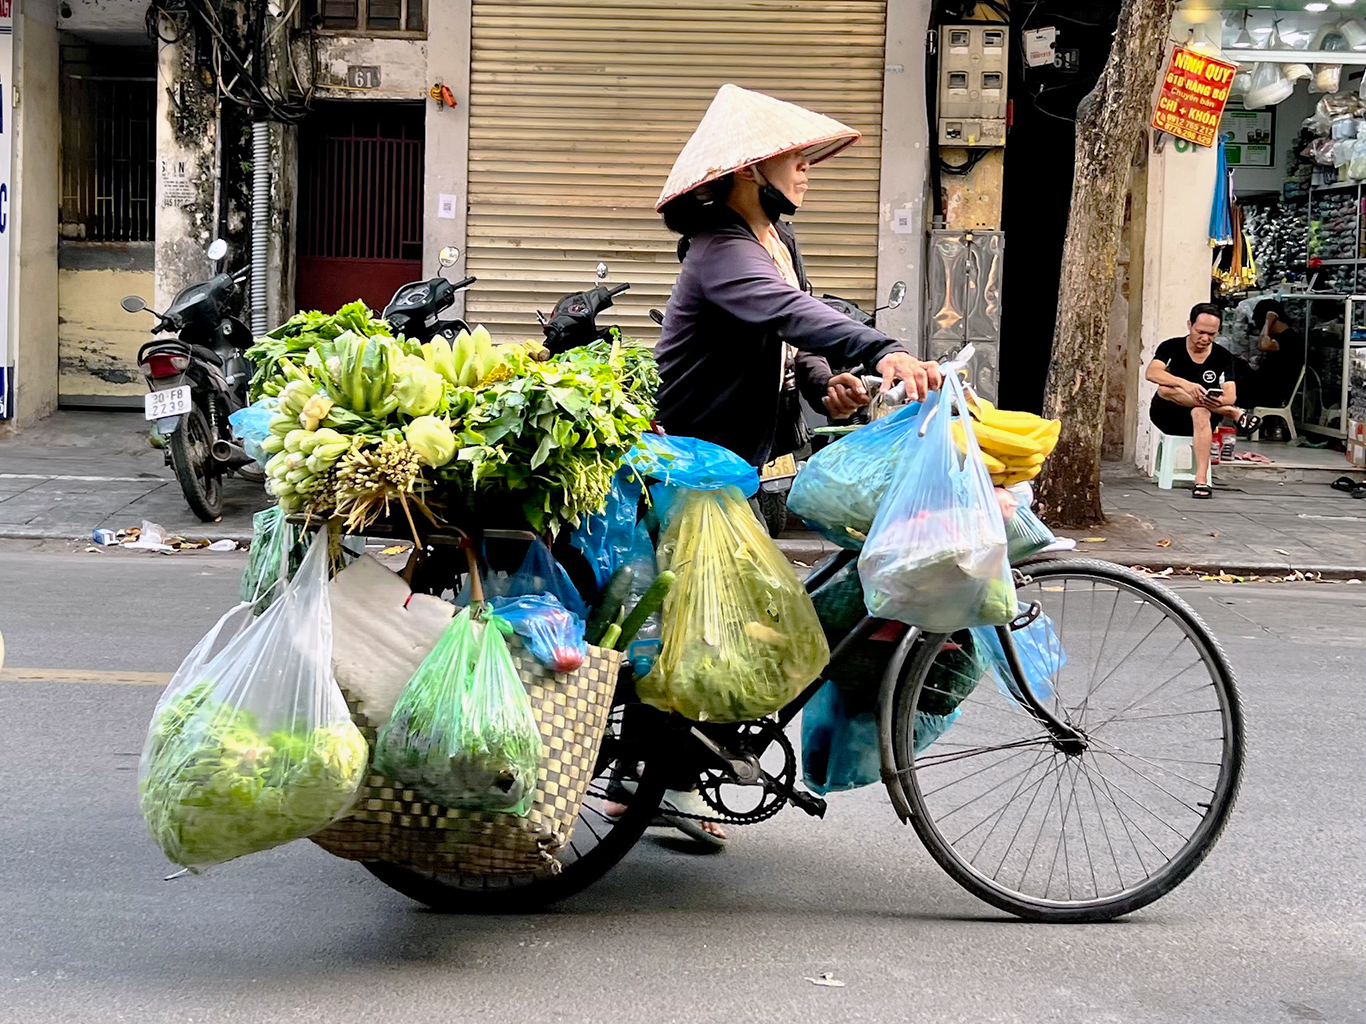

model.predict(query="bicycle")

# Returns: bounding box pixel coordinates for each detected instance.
[365,531,1244,924]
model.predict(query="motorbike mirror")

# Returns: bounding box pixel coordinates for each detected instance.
[438,246,461,268]
[206,238,229,262]
[120,295,148,314]
[595,262,609,281]
[648,308,665,326]
[887,281,907,309]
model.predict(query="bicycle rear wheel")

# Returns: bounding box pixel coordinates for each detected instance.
[891,558,1244,922]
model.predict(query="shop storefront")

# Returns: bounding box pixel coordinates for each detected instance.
[1134,2,1366,471]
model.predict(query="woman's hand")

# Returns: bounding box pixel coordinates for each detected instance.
[822,373,870,418]
[875,352,943,402]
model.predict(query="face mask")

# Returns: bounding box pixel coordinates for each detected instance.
[753,168,798,221]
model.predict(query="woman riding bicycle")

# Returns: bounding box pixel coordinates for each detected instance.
[604,85,943,844]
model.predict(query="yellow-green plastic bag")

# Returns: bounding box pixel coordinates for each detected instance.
[637,486,829,723]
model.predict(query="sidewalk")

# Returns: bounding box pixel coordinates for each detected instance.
[0,411,260,543]
[3,412,1365,576]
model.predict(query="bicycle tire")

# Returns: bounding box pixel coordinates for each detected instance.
[891,558,1244,923]
[363,710,669,913]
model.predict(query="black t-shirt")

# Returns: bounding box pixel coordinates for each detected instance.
[1151,336,1235,407]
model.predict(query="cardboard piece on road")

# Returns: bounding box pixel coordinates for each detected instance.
[330,555,455,724]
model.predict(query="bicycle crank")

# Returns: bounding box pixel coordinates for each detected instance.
[680,719,823,826]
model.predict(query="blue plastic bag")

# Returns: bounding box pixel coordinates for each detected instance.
[858,376,1017,632]
[788,401,922,549]
[228,398,279,467]
[487,594,588,674]
[970,614,1065,707]
[627,434,759,495]
[503,539,590,621]
[569,469,643,588]
[1005,504,1058,563]
[801,680,960,796]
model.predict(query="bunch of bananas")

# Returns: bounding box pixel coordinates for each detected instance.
[953,395,1062,488]
[421,325,499,388]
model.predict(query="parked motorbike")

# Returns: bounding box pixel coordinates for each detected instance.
[121,239,256,522]
[382,246,477,344]
[539,262,631,355]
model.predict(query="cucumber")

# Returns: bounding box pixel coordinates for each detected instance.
[616,569,676,650]
[599,623,622,649]
[585,565,634,645]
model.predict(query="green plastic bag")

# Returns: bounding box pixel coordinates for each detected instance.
[374,608,543,815]
[239,507,304,614]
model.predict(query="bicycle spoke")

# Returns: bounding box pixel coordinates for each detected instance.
[1092,747,1210,818]
[948,747,1061,847]
[992,751,1068,881]
[1081,756,1195,842]
[921,744,1046,810]
[1017,750,1067,893]
[966,744,1055,861]
[1078,753,1128,891]
[1088,736,1219,794]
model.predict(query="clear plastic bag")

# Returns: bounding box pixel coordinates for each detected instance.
[502,539,589,620]
[569,469,642,588]
[859,376,1018,632]
[971,615,1065,707]
[637,485,830,723]
[787,401,924,548]
[622,521,663,676]
[375,607,543,815]
[139,531,368,871]
[238,506,303,614]
[487,594,587,674]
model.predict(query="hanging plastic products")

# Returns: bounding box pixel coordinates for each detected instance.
[787,401,924,548]
[375,608,543,815]
[139,531,368,871]
[859,375,1018,632]
[486,594,587,674]
[500,538,590,621]
[627,433,759,525]
[637,485,829,723]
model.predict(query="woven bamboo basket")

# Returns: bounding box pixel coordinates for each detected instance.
[311,637,623,878]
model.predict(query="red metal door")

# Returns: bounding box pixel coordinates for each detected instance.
[297,102,425,314]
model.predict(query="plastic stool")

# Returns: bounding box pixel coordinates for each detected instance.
[1152,431,1213,490]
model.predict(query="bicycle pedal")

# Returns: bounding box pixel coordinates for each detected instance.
[789,788,827,819]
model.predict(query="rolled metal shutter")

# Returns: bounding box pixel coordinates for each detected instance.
[465,0,887,342]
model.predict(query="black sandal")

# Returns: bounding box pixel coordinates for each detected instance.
[1332,476,1358,493]
[1237,413,1261,437]
[1192,483,1213,499]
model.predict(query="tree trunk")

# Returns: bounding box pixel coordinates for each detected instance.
[1034,0,1179,529]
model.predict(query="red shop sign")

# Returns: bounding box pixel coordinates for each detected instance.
[1151,46,1238,148]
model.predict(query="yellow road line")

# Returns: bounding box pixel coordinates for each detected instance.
[0,667,171,686]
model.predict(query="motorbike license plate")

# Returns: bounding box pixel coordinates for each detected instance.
[760,453,797,481]
[144,385,192,421]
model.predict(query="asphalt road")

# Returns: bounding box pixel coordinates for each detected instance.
[0,542,1362,1024]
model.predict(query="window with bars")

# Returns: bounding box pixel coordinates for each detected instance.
[307,0,425,34]
[60,46,157,243]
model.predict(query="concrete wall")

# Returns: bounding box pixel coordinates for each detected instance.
[9,0,61,428]
[421,0,472,315]
[877,0,932,352]
[57,248,154,400]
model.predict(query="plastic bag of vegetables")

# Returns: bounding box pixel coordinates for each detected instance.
[139,531,368,871]
[637,485,829,723]
[859,376,1018,632]
[374,607,543,815]
[787,401,923,548]
[238,506,305,615]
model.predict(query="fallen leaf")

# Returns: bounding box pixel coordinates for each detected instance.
[804,973,846,988]
[1347,579,1363,585]
[1156,539,1172,548]
[381,545,411,556]
[1082,537,1107,543]
[1274,549,1290,556]
[1209,531,1220,538]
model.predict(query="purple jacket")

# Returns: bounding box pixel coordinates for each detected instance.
[655,213,905,466]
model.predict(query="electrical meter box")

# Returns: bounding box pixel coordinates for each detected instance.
[938,24,1009,147]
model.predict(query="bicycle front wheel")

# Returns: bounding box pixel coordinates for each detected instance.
[891,558,1244,922]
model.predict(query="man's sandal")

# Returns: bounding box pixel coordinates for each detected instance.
[653,789,727,849]
[1237,413,1261,437]
[1192,483,1213,499]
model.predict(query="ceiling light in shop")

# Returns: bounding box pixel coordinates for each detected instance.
[1304,3,1329,12]
[1331,0,1354,6]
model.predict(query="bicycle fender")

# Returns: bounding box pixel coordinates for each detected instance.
[877,625,923,824]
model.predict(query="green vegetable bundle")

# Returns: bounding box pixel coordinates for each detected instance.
[139,532,368,870]
[637,486,830,723]
[374,606,543,815]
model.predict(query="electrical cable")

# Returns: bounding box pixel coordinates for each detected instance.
[939,148,990,175]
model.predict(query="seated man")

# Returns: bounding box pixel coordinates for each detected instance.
[1146,302,1242,499]
[1234,299,1304,423]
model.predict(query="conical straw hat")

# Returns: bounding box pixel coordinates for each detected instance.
[655,84,861,211]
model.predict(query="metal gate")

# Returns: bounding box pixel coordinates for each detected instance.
[297,102,425,315]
